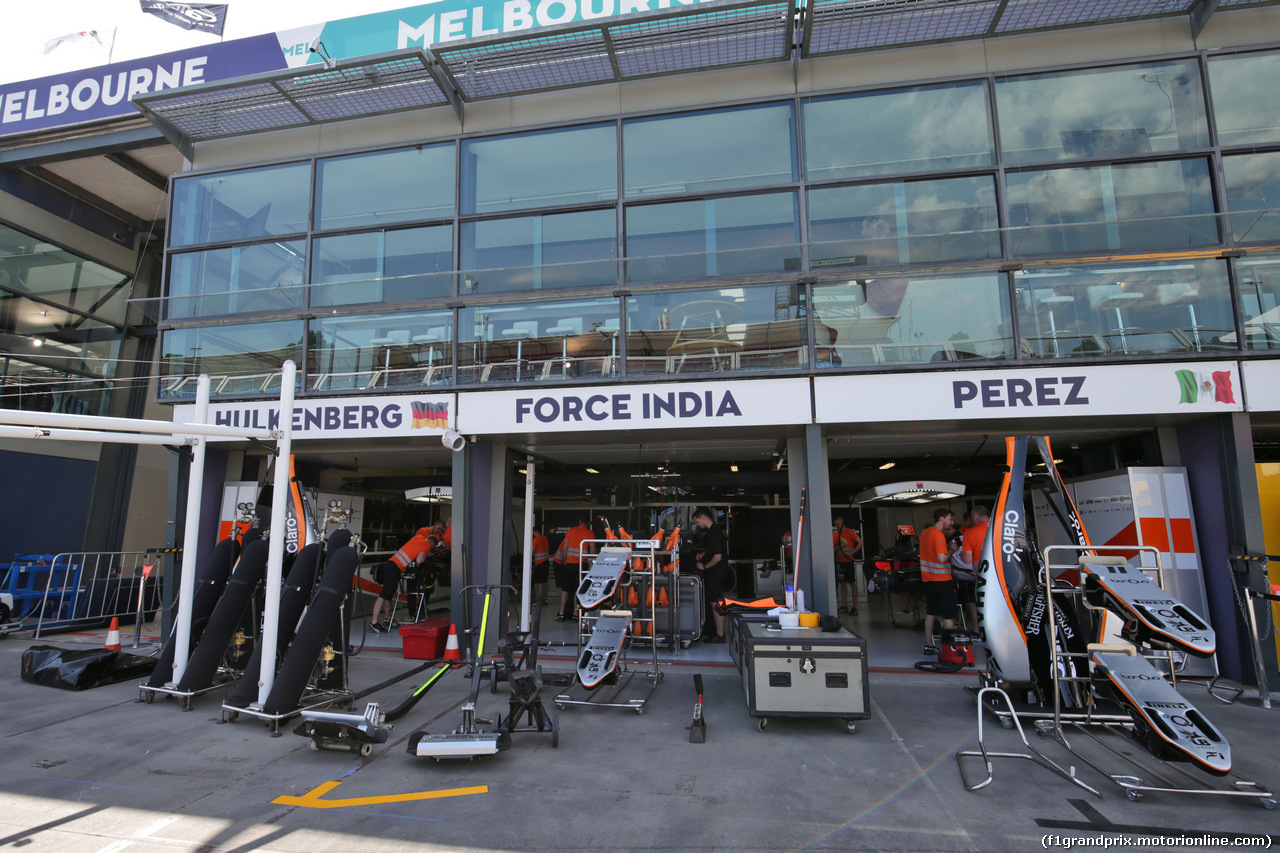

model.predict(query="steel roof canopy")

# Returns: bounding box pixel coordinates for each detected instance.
[130,0,1273,154]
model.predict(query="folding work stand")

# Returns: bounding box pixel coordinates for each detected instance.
[961,544,1275,806]
[555,539,663,714]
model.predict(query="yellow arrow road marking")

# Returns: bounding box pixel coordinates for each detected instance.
[273,780,488,809]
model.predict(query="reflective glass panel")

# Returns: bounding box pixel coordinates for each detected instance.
[1223,153,1280,245]
[0,292,123,373]
[312,226,453,307]
[159,320,304,399]
[804,82,993,180]
[170,162,311,246]
[167,241,305,319]
[624,283,806,377]
[0,224,132,325]
[1006,159,1218,256]
[310,310,454,391]
[626,192,799,283]
[1236,258,1280,351]
[812,274,1011,367]
[1014,259,1235,359]
[624,104,796,197]
[1208,51,1280,147]
[461,124,616,215]
[458,297,620,385]
[316,143,455,230]
[808,176,1000,268]
[0,356,119,416]
[995,61,1208,165]
[461,210,616,293]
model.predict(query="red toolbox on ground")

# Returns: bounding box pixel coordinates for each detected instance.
[399,616,451,659]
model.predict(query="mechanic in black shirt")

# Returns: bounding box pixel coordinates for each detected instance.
[692,507,729,643]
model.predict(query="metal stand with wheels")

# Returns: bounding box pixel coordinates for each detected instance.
[555,539,662,715]
[966,544,1275,807]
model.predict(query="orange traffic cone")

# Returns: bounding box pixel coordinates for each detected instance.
[442,624,460,662]
[105,617,121,651]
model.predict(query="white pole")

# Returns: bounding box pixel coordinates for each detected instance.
[258,360,296,706]
[170,374,210,686]
[520,458,535,632]
[0,408,273,439]
[0,425,196,446]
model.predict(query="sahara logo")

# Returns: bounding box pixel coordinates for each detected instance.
[1174,369,1234,405]
[411,401,449,430]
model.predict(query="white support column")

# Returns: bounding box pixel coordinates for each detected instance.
[258,360,296,706]
[520,458,535,632]
[170,375,210,686]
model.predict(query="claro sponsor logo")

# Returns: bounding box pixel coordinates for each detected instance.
[1001,509,1020,556]
[953,376,1089,409]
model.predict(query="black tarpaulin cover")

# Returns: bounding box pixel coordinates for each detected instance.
[21,645,157,690]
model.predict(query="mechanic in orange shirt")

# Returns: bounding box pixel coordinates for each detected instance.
[919,507,958,655]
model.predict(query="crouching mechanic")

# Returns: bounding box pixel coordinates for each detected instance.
[370,527,433,632]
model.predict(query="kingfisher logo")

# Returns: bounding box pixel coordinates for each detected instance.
[411,401,449,430]
[1175,369,1234,405]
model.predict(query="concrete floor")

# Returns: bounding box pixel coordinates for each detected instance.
[1,589,1277,853]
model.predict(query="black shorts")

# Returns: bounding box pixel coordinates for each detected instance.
[377,561,402,600]
[532,560,549,584]
[701,563,731,603]
[837,561,859,583]
[924,579,958,620]
[955,579,976,605]
[553,561,576,591]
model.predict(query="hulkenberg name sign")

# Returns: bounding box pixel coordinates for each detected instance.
[173,393,455,440]
[815,361,1243,423]
[457,378,812,434]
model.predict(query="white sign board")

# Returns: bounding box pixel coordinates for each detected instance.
[815,362,1242,423]
[174,393,455,440]
[1242,360,1280,412]
[456,378,812,434]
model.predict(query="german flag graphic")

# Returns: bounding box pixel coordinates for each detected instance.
[411,401,449,429]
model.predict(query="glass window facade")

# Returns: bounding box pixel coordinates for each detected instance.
[170,162,311,247]
[1207,52,1280,148]
[1014,259,1234,358]
[1236,258,1280,351]
[310,310,453,391]
[462,124,616,214]
[316,144,455,230]
[458,297,620,384]
[624,105,796,197]
[808,177,1000,267]
[461,210,616,293]
[1006,159,1218,256]
[312,227,453,307]
[813,274,1012,367]
[625,284,806,376]
[626,192,800,282]
[159,320,304,398]
[804,83,994,180]
[160,46,1280,398]
[995,61,1208,164]
[1222,152,1280,245]
[167,241,305,319]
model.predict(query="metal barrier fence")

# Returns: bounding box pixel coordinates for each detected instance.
[23,550,166,640]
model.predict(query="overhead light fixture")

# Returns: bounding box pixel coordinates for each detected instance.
[854,481,965,505]
[405,486,452,503]
[586,467,600,474]
[730,464,738,473]
[30,338,43,347]
[879,461,895,470]
[517,467,527,475]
